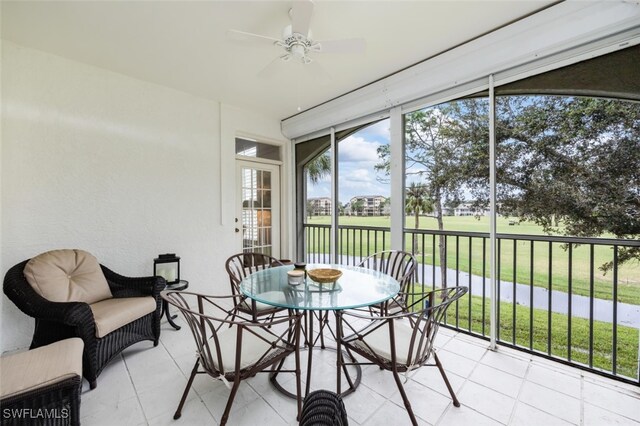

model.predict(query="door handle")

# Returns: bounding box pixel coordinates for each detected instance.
[235,228,240,233]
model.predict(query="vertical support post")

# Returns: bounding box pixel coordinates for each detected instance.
[390,107,404,251]
[295,139,307,263]
[489,74,498,350]
[330,127,338,264]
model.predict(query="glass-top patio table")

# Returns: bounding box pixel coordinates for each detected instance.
[240,263,400,398]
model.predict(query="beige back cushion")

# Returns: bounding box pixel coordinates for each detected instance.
[24,249,112,304]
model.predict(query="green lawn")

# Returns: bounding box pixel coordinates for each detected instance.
[404,288,639,379]
[305,215,640,305]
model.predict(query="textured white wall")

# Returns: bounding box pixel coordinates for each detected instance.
[0,42,287,352]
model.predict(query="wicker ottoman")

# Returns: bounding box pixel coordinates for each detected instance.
[1,338,83,426]
[299,390,349,426]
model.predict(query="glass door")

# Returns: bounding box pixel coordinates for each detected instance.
[236,160,280,257]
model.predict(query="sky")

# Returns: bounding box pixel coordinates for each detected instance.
[307,119,391,204]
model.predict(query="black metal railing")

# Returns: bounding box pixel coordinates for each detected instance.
[304,224,392,264]
[303,222,640,385]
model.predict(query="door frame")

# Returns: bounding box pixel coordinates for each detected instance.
[235,159,282,258]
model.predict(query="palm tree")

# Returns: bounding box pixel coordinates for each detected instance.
[306,153,331,184]
[352,199,365,216]
[405,183,432,228]
[405,182,433,253]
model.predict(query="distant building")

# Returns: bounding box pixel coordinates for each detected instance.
[453,202,489,217]
[307,197,332,216]
[346,195,387,216]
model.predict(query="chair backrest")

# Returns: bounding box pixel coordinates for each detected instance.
[399,286,468,367]
[162,290,300,378]
[358,250,417,292]
[225,252,283,302]
[358,251,417,313]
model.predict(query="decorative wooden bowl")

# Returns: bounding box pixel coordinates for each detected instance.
[307,268,343,283]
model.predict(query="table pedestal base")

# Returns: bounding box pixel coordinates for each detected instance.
[269,310,361,399]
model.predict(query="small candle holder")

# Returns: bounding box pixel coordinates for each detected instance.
[154,253,180,285]
[287,270,305,286]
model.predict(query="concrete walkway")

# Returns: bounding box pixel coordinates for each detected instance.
[416,264,640,329]
[310,254,640,328]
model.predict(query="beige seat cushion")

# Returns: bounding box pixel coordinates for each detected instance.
[212,325,281,373]
[352,319,427,365]
[24,249,112,304]
[242,291,287,312]
[0,338,84,400]
[90,297,156,338]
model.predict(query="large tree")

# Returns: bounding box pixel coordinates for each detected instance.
[377,95,639,279]
[442,95,640,270]
[376,100,486,285]
[499,96,640,270]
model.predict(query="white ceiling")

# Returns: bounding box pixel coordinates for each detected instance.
[1,0,556,120]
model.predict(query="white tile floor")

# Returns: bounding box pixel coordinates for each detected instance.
[80,318,640,426]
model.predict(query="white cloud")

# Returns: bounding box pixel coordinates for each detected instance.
[344,168,371,182]
[339,136,381,163]
[363,120,391,139]
[306,128,392,201]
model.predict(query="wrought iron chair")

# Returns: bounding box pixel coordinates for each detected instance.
[336,286,468,426]
[162,291,303,425]
[225,252,286,321]
[357,250,417,315]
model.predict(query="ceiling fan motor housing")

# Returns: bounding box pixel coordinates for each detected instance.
[279,24,314,63]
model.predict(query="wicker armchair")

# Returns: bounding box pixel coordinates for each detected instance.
[225,252,286,321]
[3,250,164,389]
[162,291,303,425]
[337,287,468,426]
[357,250,417,315]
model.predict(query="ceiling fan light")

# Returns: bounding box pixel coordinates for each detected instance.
[291,44,306,59]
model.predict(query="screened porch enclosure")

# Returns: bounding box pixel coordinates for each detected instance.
[296,45,640,386]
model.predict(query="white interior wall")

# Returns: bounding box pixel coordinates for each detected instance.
[0,42,286,352]
[0,17,4,353]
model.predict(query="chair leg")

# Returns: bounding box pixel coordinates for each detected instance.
[174,359,199,420]
[391,369,418,426]
[434,352,460,407]
[294,323,302,421]
[220,378,242,426]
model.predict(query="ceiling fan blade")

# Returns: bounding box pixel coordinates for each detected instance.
[257,55,289,79]
[226,29,281,46]
[306,60,331,82]
[291,0,314,36]
[313,38,366,54]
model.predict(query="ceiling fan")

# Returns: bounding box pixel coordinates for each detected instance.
[227,0,365,76]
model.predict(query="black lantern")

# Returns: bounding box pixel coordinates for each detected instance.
[154,253,180,285]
